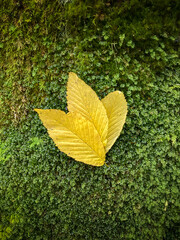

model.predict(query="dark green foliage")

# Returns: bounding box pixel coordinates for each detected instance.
[0,0,180,239]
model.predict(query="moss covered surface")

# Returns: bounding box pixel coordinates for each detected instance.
[0,0,180,239]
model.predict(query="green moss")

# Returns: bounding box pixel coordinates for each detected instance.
[0,0,180,239]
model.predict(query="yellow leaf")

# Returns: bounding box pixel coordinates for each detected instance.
[67,72,108,147]
[35,73,128,166]
[101,91,127,152]
[34,109,105,166]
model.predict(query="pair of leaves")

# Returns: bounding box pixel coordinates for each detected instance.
[35,72,127,166]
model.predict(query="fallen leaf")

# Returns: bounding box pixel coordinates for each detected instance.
[34,73,127,166]
[34,109,105,166]
[101,91,127,152]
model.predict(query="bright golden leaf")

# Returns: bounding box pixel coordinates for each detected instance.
[67,72,108,147]
[34,73,128,166]
[34,109,105,166]
[101,91,127,152]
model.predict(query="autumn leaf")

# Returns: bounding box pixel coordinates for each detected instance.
[34,109,105,166]
[101,91,127,153]
[34,72,127,166]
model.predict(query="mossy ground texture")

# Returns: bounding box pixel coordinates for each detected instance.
[0,0,180,239]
